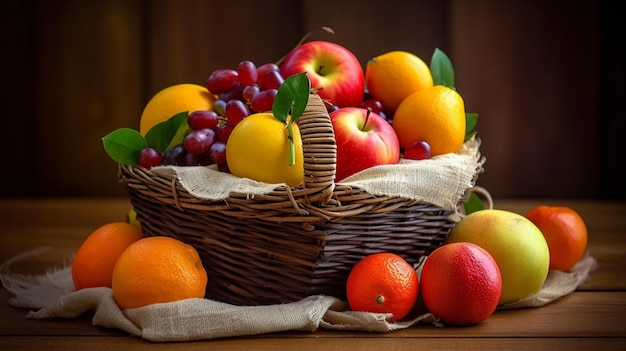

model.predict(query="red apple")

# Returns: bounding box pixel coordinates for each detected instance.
[280,41,364,108]
[329,107,400,181]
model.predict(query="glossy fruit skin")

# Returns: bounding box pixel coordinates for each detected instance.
[421,242,502,326]
[139,84,215,135]
[393,85,465,156]
[525,205,588,271]
[72,222,144,290]
[346,252,418,322]
[404,140,432,160]
[446,209,550,305]
[225,113,304,187]
[329,107,400,181]
[112,236,208,310]
[365,50,433,112]
[280,40,364,108]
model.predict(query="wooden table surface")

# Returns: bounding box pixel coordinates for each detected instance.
[0,198,625,350]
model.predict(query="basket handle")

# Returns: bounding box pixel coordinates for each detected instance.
[297,93,337,205]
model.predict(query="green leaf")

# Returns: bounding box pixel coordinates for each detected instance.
[144,112,190,153]
[463,192,485,215]
[465,112,479,141]
[272,72,311,123]
[102,128,147,165]
[430,48,455,89]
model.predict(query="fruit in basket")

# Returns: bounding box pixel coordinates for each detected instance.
[72,222,144,290]
[446,209,550,305]
[365,51,433,112]
[139,84,215,135]
[226,112,304,186]
[420,242,502,326]
[330,107,400,181]
[393,85,466,156]
[346,252,419,322]
[112,236,208,310]
[280,40,365,108]
[403,140,432,160]
[525,206,588,271]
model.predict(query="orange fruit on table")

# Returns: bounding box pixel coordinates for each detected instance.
[365,51,433,112]
[140,83,216,135]
[420,242,502,326]
[525,205,588,271]
[346,252,419,322]
[225,112,304,187]
[72,222,144,291]
[112,236,208,310]
[392,85,466,156]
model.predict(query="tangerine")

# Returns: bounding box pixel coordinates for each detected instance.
[140,83,216,135]
[72,222,144,291]
[393,85,466,156]
[420,242,502,326]
[225,112,304,187]
[365,51,433,112]
[112,236,208,310]
[525,205,588,271]
[346,252,418,322]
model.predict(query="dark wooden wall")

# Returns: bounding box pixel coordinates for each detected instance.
[2,0,624,199]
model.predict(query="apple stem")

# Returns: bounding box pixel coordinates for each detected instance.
[361,108,372,132]
[276,26,335,66]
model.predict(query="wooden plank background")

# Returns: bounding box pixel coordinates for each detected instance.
[1,0,623,199]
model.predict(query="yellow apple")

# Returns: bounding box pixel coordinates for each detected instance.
[445,209,550,305]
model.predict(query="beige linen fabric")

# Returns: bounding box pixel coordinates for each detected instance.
[1,248,596,342]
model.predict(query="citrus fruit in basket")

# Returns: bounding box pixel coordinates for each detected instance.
[392,85,466,156]
[72,222,143,291]
[525,205,588,271]
[112,236,208,310]
[365,51,433,112]
[226,112,304,187]
[420,242,502,326]
[445,209,550,305]
[140,83,216,135]
[346,252,419,322]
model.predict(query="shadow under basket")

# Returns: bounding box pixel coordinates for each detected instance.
[118,94,484,306]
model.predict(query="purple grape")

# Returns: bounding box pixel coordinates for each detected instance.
[225,99,249,125]
[188,110,219,131]
[209,141,227,164]
[206,69,239,94]
[183,128,216,155]
[237,60,258,87]
[250,89,277,112]
[138,148,162,168]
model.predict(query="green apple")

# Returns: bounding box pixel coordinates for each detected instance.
[445,209,550,305]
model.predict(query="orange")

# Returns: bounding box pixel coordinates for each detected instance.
[112,236,208,310]
[72,222,144,291]
[393,85,466,156]
[226,112,304,187]
[365,51,433,112]
[420,242,502,326]
[140,83,216,135]
[346,252,418,322]
[525,205,588,271]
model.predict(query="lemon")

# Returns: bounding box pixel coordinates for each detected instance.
[365,51,433,112]
[226,113,304,187]
[140,84,216,135]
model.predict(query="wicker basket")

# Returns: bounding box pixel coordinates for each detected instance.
[118,93,484,306]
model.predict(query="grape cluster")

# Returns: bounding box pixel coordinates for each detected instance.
[207,60,285,126]
[138,110,230,171]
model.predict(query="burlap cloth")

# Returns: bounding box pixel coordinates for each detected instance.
[1,247,596,342]
[151,137,483,221]
[0,137,597,341]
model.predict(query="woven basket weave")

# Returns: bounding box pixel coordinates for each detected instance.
[118,93,483,306]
